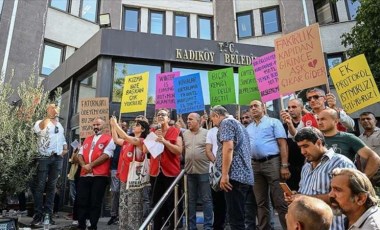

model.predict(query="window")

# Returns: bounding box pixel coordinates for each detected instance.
[198,16,213,40]
[346,0,360,20]
[50,0,70,12]
[0,0,4,17]
[237,12,253,38]
[77,70,97,112]
[113,63,161,103]
[313,0,338,24]
[149,11,164,35]
[261,7,281,34]
[327,53,344,70]
[41,43,64,76]
[80,0,98,22]
[124,8,139,32]
[174,14,189,37]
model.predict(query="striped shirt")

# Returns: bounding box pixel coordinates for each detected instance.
[298,148,356,230]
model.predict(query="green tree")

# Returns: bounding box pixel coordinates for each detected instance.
[0,74,61,208]
[341,0,380,85]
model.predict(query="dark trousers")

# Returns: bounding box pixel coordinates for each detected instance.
[150,173,176,230]
[77,176,108,230]
[212,189,226,230]
[224,180,250,230]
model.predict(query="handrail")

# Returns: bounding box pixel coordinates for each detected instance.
[139,169,187,230]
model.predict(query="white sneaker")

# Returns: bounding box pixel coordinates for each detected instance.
[72,220,78,225]
[86,219,91,227]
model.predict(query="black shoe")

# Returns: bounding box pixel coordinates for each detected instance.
[30,214,43,226]
[107,216,118,225]
[49,216,56,225]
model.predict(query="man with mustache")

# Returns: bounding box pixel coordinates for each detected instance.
[76,118,116,230]
[285,127,355,230]
[329,168,380,229]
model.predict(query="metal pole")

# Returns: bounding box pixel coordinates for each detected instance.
[174,185,179,228]
[184,174,189,229]
[302,0,310,26]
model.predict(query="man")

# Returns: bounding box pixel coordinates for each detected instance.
[286,127,355,230]
[31,103,68,226]
[210,105,253,230]
[317,109,380,178]
[183,113,213,230]
[240,109,252,127]
[246,100,289,230]
[286,195,333,230]
[77,118,116,230]
[280,98,306,190]
[107,121,128,225]
[302,88,354,131]
[329,168,380,229]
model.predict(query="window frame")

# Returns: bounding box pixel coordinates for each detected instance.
[326,52,345,70]
[236,11,254,39]
[79,0,99,23]
[40,41,65,76]
[148,10,165,35]
[173,13,190,38]
[260,6,282,35]
[123,7,140,32]
[197,16,213,40]
[49,0,71,13]
[313,0,339,25]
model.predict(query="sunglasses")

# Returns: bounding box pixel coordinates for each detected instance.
[54,126,59,134]
[287,106,298,109]
[307,95,322,101]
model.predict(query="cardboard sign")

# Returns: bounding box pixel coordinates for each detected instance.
[79,97,109,138]
[238,65,260,105]
[329,54,380,113]
[253,52,280,102]
[275,23,327,94]
[208,67,236,106]
[120,72,149,113]
[173,73,205,114]
[155,71,180,109]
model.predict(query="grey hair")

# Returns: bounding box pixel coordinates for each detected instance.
[210,105,229,116]
[306,88,326,96]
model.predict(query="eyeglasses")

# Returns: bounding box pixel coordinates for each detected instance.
[287,106,298,109]
[250,104,260,109]
[307,95,322,101]
[157,113,168,117]
[54,126,59,134]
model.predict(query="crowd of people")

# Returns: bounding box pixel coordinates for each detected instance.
[30,87,380,230]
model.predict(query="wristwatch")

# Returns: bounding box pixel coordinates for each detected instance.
[281,163,290,168]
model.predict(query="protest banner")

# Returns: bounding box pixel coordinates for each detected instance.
[275,23,327,94]
[155,71,180,109]
[120,72,149,113]
[79,97,109,138]
[208,67,236,106]
[173,73,205,114]
[238,65,260,105]
[329,54,380,114]
[253,51,280,102]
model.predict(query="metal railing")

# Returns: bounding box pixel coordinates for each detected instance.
[139,169,188,230]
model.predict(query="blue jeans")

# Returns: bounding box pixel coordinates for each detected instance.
[32,155,63,216]
[224,180,250,230]
[187,173,213,230]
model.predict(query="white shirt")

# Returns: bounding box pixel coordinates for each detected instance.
[206,127,218,172]
[34,120,67,156]
[348,206,380,230]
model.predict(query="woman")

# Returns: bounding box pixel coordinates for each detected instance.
[110,117,150,230]
[146,109,183,229]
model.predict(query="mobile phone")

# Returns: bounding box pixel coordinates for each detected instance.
[279,182,292,196]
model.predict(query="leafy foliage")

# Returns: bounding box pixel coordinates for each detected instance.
[0,74,61,208]
[341,0,380,85]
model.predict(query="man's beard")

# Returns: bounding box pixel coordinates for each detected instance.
[330,197,343,216]
[94,128,100,135]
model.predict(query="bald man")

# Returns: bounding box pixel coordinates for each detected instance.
[286,195,333,230]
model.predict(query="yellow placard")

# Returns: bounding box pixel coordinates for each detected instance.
[275,23,328,94]
[79,97,109,138]
[120,72,149,113]
[329,54,380,114]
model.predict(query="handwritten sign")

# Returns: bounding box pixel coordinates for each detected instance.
[79,97,109,138]
[173,73,205,114]
[329,54,380,113]
[120,72,149,113]
[208,67,236,106]
[253,52,280,102]
[155,71,180,109]
[238,65,260,105]
[275,23,327,94]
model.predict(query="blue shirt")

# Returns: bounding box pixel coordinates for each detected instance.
[215,117,254,185]
[299,148,356,230]
[246,116,286,159]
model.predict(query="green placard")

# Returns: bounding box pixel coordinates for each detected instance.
[208,67,236,106]
[238,65,261,105]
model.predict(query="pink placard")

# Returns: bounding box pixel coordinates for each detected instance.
[253,52,280,102]
[155,71,180,109]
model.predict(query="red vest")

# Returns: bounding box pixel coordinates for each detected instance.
[80,134,112,177]
[150,126,181,177]
[302,113,347,132]
[117,139,144,183]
